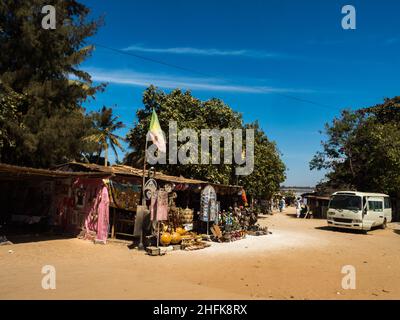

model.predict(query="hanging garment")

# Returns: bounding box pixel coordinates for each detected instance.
[156,190,168,221]
[149,190,168,221]
[150,190,158,221]
[96,186,110,243]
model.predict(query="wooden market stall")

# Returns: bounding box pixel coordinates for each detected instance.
[0,163,111,242]
[54,162,243,241]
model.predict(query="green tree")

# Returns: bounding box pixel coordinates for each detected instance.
[310,97,400,197]
[0,0,104,167]
[126,86,286,199]
[241,122,286,199]
[85,106,125,166]
[126,86,243,184]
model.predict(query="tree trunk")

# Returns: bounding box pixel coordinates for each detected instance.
[104,144,108,167]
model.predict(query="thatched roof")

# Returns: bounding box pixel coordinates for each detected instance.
[0,163,111,181]
[54,162,242,193]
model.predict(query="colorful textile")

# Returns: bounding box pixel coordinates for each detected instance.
[106,180,141,211]
[241,189,248,206]
[96,186,109,242]
[72,178,110,242]
[200,185,217,222]
[150,190,169,221]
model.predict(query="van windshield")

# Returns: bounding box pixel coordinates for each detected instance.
[329,195,362,211]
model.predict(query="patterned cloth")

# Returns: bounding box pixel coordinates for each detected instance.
[150,190,169,221]
[106,180,141,211]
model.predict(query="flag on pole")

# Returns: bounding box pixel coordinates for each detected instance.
[148,109,166,153]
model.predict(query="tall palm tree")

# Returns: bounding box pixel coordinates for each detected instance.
[85,106,126,167]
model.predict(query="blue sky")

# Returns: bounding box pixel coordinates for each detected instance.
[79,0,400,186]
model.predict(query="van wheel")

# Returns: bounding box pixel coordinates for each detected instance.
[381,219,387,230]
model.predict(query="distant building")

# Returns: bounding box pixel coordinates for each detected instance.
[280,186,315,199]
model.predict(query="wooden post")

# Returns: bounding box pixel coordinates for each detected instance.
[111,207,116,239]
[156,221,160,248]
[141,139,149,206]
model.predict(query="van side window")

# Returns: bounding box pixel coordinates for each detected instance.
[368,201,383,212]
[384,197,391,209]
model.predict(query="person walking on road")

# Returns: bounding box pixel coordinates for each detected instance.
[279,198,285,212]
[295,197,302,218]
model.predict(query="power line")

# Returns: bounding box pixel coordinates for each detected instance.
[94,43,214,78]
[93,42,336,110]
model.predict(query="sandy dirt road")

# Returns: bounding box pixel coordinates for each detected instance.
[1,206,400,300]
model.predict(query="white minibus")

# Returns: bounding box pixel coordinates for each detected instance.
[327,191,392,231]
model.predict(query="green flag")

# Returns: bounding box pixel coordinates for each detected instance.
[148,109,166,153]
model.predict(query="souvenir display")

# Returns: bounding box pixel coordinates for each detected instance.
[180,207,194,224]
[144,179,157,200]
[175,227,186,236]
[170,231,182,244]
[106,180,140,211]
[200,185,217,222]
[160,232,172,246]
[150,190,168,221]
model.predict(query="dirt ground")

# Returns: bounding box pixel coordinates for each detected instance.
[1,206,400,300]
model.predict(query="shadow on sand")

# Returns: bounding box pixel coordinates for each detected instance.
[1,231,76,244]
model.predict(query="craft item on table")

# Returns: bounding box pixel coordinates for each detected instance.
[160,232,172,246]
[183,223,193,231]
[210,224,223,241]
[181,235,211,251]
[170,231,182,244]
[180,207,194,224]
[221,230,246,242]
[175,227,186,236]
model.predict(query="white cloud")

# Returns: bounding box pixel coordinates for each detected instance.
[122,44,282,59]
[85,67,312,94]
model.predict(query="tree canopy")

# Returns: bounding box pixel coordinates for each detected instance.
[126,86,286,199]
[85,106,125,166]
[0,0,104,167]
[310,96,400,197]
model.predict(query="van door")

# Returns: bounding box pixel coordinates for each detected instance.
[383,197,393,223]
[365,197,385,228]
